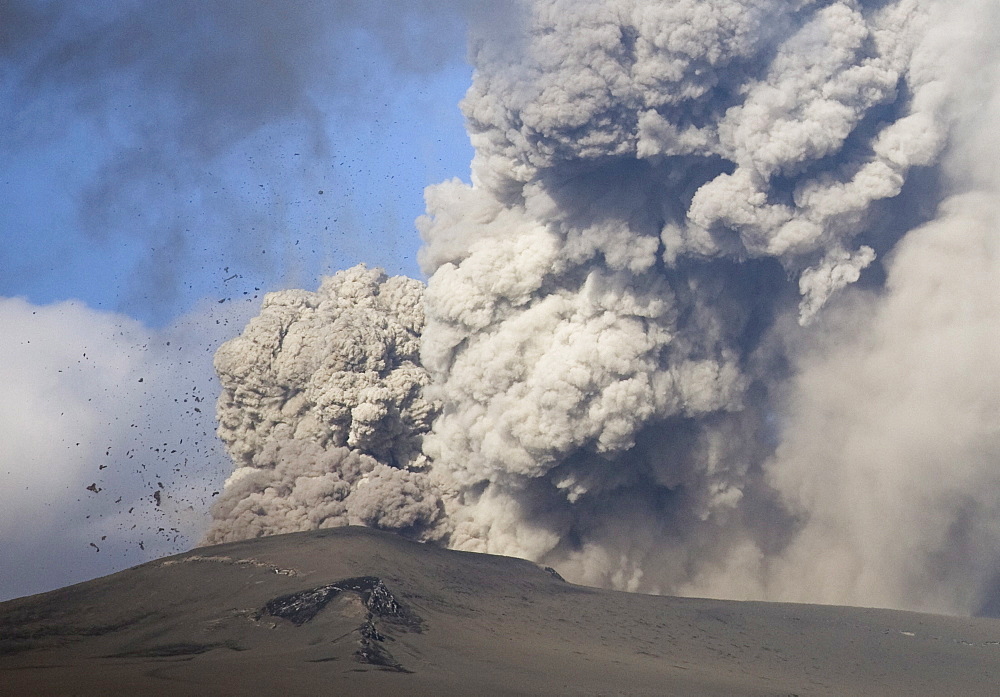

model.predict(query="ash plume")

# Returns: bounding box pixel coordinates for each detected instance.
[205,266,444,544]
[208,0,1000,616]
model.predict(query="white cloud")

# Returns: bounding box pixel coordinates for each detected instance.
[0,297,245,601]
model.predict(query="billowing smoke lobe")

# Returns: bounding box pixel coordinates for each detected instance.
[206,266,445,544]
[206,0,1000,617]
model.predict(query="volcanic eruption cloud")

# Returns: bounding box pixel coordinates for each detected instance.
[206,0,1000,616]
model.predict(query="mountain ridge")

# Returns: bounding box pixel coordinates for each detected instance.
[3,526,998,696]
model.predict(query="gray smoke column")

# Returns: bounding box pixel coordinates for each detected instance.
[209,0,1000,615]
[420,0,944,587]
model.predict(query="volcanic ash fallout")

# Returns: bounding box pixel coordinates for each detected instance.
[207,0,1000,617]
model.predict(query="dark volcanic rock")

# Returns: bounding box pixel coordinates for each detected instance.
[263,576,421,671]
[263,576,421,628]
[263,585,340,626]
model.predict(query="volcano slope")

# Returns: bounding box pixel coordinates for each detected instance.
[2,527,998,696]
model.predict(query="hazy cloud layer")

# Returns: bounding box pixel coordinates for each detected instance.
[1,0,480,323]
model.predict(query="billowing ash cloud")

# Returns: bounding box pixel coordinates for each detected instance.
[205,266,445,544]
[419,0,947,588]
[208,0,1000,616]
[447,0,943,321]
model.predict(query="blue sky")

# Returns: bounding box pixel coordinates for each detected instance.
[0,0,475,600]
[1,4,474,325]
